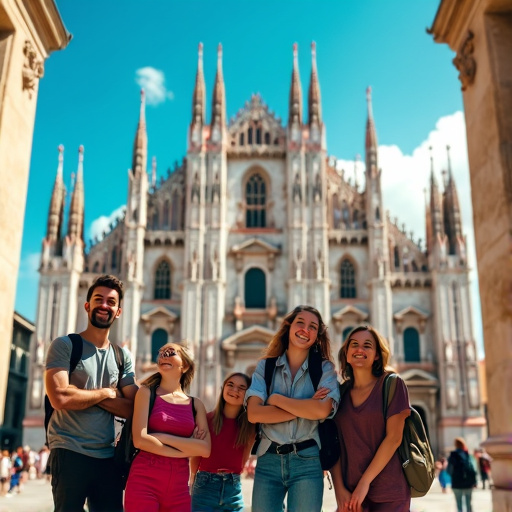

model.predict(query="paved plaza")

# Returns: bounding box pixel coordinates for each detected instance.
[0,475,493,512]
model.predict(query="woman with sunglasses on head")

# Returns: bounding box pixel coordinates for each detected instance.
[190,372,256,512]
[245,305,340,512]
[330,326,411,512]
[125,343,211,512]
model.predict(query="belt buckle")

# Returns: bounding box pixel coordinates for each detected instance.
[275,444,284,454]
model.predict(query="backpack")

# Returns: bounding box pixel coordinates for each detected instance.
[258,350,341,470]
[44,333,125,442]
[114,388,197,489]
[449,450,477,488]
[383,373,436,497]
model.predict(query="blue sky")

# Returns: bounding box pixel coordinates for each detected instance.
[16,1,483,355]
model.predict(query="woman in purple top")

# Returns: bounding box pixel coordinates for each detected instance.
[330,326,411,512]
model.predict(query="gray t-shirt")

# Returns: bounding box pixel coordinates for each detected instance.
[46,335,136,458]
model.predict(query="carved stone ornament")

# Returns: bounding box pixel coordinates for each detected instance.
[22,40,44,98]
[452,31,476,91]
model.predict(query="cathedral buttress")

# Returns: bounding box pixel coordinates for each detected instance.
[305,42,330,319]
[200,43,228,403]
[364,87,393,352]
[286,43,308,308]
[122,90,148,363]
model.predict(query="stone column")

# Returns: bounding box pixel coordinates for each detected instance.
[430,2,512,508]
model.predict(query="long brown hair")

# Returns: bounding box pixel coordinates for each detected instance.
[141,342,195,392]
[338,325,394,381]
[211,372,254,447]
[264,305,333,362]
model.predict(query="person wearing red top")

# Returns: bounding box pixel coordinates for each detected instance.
[125,343,211,512]
[191,373,255,512]
[330,326,411,512]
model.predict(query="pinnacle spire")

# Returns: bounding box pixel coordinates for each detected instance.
[211,43,226,128]
[191,42,206,127]
[429,146,443,238]
[132,89,148,176]
[47,145,66,242]
[365,87,378,170]
[68,145,85,241]
[151,156,157,188]
[308,41,322,125]
[289,43,303,126]
[442,144,462,253]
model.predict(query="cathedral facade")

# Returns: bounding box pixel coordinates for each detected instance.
[26,43,485,455]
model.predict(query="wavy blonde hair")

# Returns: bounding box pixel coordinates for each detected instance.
[264,305,333,362]
[142,342,195,392]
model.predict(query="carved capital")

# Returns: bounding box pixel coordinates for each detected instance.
[22,40,44,98]
[453,31,476,91]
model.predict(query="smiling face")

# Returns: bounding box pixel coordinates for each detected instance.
[222,374,249,406]
[157,344,187,373]
[346,329,379,370]
[85,286,121,329]
[288,310,320,352]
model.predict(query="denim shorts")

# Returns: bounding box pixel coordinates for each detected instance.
[191,470,244,512]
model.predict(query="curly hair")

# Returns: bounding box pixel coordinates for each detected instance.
[86,274,124,305]
[338,325,394,381]
[264,305,333,362]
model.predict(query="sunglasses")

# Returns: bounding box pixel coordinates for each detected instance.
[158,348,178,358]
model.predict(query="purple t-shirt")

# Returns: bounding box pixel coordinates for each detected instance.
[334,374,411,502]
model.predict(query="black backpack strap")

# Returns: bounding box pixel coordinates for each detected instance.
[148,384,157,414]
[67,333,84,374]
[308,349,323,391]
[382,373,398,418]
[191,397,196,418]
[264,357,278,396]
[110,343,125,388]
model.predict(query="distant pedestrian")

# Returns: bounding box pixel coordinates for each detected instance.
[0,449,11,496]
[8,448,23,495]
[448,437,477,512]
[477,449,492,489]
[436,457,451,493]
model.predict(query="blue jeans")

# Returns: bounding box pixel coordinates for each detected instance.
[252,445,323,512]
[453,488,473,512]
[191,471,243,512]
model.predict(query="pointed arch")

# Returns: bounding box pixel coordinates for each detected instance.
[332,194,341,229]
[245,171,267,228]
[163,199,170,229]
[403,327,420,362]
[342,200,350,227]
[394,246,400,269]
[151,328,168,362]
[171,189,182,230]
[154,260,171,299]
[244,267,266,308]
[340,258,357,298]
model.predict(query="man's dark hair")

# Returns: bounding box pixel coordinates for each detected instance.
[86,275,124,305]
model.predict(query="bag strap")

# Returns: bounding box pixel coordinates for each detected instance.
[264,357,278,395]
[67,333,84,375]
[308,349,323,391]
[110,343,125,388]
[382,373,398,418]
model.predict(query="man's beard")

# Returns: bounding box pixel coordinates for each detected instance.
[90,309,116,329]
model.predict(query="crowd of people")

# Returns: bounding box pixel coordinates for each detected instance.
[0,444,51,497]
[2,274,492,511]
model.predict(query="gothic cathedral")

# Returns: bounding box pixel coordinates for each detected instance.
[28,43,485,455]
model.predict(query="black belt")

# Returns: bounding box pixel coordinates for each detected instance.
[267,439,317,455]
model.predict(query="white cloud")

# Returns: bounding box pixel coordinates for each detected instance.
[18,252,41,280]
[135,67,174,106]
[375,111,483,357]
[88,205,126,242]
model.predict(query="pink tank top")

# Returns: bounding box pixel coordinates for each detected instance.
[148,397,195,437]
